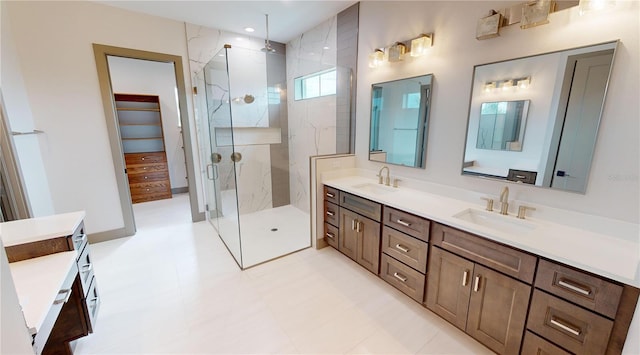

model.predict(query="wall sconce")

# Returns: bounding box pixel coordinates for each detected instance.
[521,0,555,29]
[388,42,407,62]
[579,0,616,15]
[484,77,531,92]
[410,34,433,57]
[368,49,385,68]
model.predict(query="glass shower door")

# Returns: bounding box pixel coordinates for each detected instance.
[203,47,242,266]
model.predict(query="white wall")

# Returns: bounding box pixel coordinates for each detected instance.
[1,5,55,217]
[356,1,639,224]
[2,1,198,233]
[107,56,188,190]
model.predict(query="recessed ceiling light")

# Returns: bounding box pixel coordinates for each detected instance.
[323,46,330,50]
[244,27,255,33]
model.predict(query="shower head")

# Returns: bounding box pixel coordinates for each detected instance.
[261,14,276,53]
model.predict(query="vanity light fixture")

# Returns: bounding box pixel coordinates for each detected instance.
[388,42,407,62]
[579,0,616,15]
[484,81,497,93]
[368,49,385,68]
[517,77,531,89]
[410,34,433,57]
[520,0,555,29]
[501,79,514,91]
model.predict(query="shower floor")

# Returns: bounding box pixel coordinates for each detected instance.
[215,196,311,268]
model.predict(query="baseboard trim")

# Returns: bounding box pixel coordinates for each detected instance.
[171,187,189,194]
[193,211,205,222]
[88,227,132,244]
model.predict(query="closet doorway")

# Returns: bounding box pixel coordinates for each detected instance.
[93,45,202,238]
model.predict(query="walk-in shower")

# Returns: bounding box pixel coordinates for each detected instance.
[194,44,308,268]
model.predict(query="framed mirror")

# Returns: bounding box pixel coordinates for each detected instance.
[369,74,433,168]
[462,41,617,193]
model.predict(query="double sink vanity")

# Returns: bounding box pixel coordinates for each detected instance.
[322,173,639,354]
[1,212,99,354]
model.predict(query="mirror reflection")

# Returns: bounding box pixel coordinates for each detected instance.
[477,100,530,151]
[369,74,433,168]
[462,41,617,193]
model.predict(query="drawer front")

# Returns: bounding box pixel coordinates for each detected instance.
[324,222,339,249]
[77,243,94,297]
[130,181,171,195]
[127,170,170,184]
[536,259,623,319]
[324,185,340,205]
[521,331,572,355]
[340,191,382,221]
[381,226,428,273]
[324,201,339,227]
[125,152,167,164]
[383,206,430,242]
[431,223,537,283]
[527,289,613,354]
[127,163,168,175]
[380,254,426,302]
[85,278,100,333]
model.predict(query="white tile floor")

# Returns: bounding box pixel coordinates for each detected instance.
[74,194,494,354]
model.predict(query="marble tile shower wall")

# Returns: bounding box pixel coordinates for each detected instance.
[286,17,338,213]
[186,24,273,214]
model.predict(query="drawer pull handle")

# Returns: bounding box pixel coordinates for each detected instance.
[73,234,87,244]
[326,232,335,239]
[462,270,469,286]
[395,244,410,253]
[89,297,100,308]
[558,279,591,296]
[326,211,335,216]
[81,263,93,273]
[393,272,408,283]
[473,275,481,292]
[396,219,411,227]
[54,289,72,305]
[550,317,581,336]
[326,192,335,198]
[356,221,362,233]
[351,219,356,230]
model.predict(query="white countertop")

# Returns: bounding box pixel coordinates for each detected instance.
[9,251,78,335]
[324,176,640,288]
[0,211,85,247]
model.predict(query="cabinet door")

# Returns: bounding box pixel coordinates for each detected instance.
[466,264,531,354]
[356,216,380,274]
[425,247,474,331]
[339,209,358,260]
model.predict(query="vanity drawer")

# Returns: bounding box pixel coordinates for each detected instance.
[383,206,430,242]
[521,331,571,355]
[126,163,168,175]
[527,289,613,355]
[324,201,339,227]
[431,223,537,283]
[380,253,425,302]
[381,226,428,273]
[125,152,167,164]
[340,191,381,221]
[324,185,340,205]
[324,222,339,249]
[535,259,623,319]
[77,243,94,297]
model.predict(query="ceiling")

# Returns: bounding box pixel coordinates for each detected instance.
[97,1,358,43]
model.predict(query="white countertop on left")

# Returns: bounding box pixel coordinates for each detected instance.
[0,211,85,247]
[9,251,78,335]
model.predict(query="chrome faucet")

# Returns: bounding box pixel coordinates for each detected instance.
[499,186,509,215]
[378,165,390,186]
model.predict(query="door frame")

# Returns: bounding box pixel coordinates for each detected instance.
[93,44,203,238]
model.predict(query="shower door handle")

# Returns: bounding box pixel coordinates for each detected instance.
[213,165,219,180]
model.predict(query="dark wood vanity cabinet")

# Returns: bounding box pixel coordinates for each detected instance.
[5,220,100,354]
[426,223,534,354]
[323,186,381,274]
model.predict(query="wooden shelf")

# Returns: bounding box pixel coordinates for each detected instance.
[116,107,160,112]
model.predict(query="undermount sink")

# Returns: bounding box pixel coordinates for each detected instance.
[453,208,537,235]
[351,182,398,195]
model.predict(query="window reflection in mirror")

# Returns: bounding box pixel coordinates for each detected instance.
[462,41,617,193]
[476,100,530,151]
[369,74,433,168]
